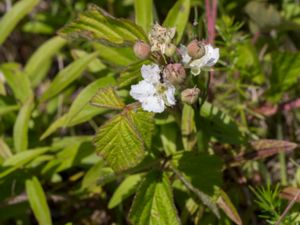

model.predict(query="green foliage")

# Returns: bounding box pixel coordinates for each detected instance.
[134,0,153,33]
[129,171,181,225]
[26,177,52,225]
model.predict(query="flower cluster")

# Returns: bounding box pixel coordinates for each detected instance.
[130,24,219,113]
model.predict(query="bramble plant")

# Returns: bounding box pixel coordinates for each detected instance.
[1,0,300,224]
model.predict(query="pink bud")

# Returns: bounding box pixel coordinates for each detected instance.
[133,41,151,59]
[163,63,186,85]
[187,39,206,59]
[181,88,200,104]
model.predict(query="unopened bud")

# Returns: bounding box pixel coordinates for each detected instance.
[163,63,186,85]
[181,88,200,104]
[133,41,151,59]
[164,43,177,57]
[187,40,206,59]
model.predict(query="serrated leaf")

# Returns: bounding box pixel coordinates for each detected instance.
[0,0,40,45]
[160,123,178,155]
[26,177,52,225]
[163,0,191,43]
[126,107,154,149]
[172,151,222,194]
[66,75,115,124]
[59,4,147,46]
[0,63,33,104]
[217,189,242,225]
[94,113,144,172]
[109,174,142,209]
[24,36,67,87]
[199,102,247,145]
[40,51,99,102]
[129,171,180,225]
[90,86,125,110]
[134,0,153,33]
[117,61,146,88]
[13,97,34,152]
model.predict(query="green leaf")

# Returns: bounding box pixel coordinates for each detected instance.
[40,51,99,102]
[66,75,116,124]
[160,123,178,155]
[199,102,247,145]
[134,0,153,32]
[0,147,49,179]
[26,177,52,225]
[0,0,40,45]
[59,4,147,46]
[40,106,106,140]
[217,189,242,225]
[13,97,34,152]
[266,52,300,102]
[163,0,191,43]
[172,151,223,194]
[0,63,33,104]
[0,104,19,116]
[90,86,125,110]
[93,43,138,66]
[24,36,67,86]
[94,113,144,172]
[117,61,146,88]
[108,174,142,209]
[126,107,154,149]
[129,171,180,225]
[71,49,106,73]
[0,138,13,160]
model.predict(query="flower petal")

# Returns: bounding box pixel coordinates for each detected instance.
[141,64,161,83]
[205,44,219,67]
[165,84,176,106]
[180,45,191,65]
[141,96,165,113]
[130,80,156,101]
[191,67,201,76]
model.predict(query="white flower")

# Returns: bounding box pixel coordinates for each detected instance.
[180,44,219,76]
[149,23,176,54]
[130,64,176,113]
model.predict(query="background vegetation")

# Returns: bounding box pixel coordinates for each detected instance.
[1,0,300,224]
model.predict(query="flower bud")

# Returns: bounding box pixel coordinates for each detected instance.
[163,63,186,85]
[181,88,200,104]
[133,41,151,59]
[164,43,177,57]
[187,40,206,59]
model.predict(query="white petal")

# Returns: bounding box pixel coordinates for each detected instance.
[141,96,165,113]
[205,45,219,66]
[130,80,156,101]
[165,84,176,106]
[180,45,191,65]
[141,64,161,83]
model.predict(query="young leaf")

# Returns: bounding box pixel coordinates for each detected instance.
[13,97,34,152]
[217,189,243,225]
[108,174,142,209]
[59,4,147,46]
[24,36,67,86]
[0,63,33,104]
[90,86,125,110]
[93,113,145,172]
[172,151,223,194]
[0,0,40,45]
[163,0,191,43]
[40,51,99,102]
[26,177,52,225]
[66,75,116,124]
[0,104,19,116]
[129,171,180,225]
[134,0,153,32]
[0,138,13,160]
